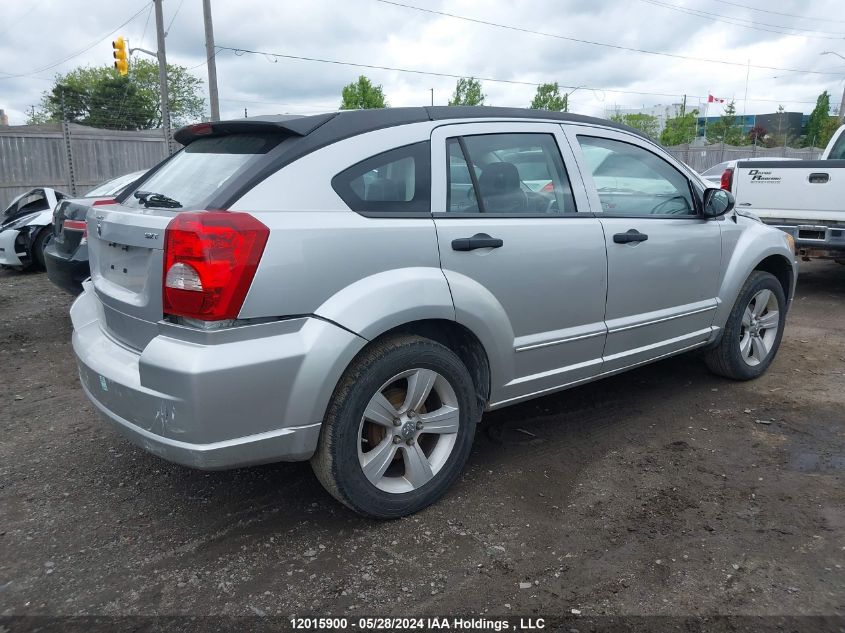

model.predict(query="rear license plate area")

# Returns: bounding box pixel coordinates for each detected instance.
[100,241,153,291]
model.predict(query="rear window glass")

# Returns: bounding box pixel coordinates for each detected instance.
[85,171,144,197]
[331,141,431,215]
[122,134,282,209]
[701,161,730,177]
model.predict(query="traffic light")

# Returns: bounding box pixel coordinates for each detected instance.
[112,37,128,76]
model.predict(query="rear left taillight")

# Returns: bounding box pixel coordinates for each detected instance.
[63,219,88,244]
[720,168,734,191]
[162,211,269,321]
[541,181,554,193]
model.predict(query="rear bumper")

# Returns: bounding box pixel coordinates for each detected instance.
[0,227,24,266]
[71,284,367,469]
[44,242,89,295]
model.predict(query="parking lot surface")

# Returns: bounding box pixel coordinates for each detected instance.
[1,262,844,617]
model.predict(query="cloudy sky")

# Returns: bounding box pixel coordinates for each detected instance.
[1,0,844,125]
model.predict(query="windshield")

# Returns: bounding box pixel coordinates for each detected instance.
[2,188,63,223]
[829,130,845,160]
[701,162,730,177]
[85,171,146,197]
[122,134,282,209]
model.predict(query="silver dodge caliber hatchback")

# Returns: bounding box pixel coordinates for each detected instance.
[71,107,797,518]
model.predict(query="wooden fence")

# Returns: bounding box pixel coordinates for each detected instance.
[0,123,168,210]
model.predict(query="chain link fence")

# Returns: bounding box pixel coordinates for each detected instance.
[664,144,824,174]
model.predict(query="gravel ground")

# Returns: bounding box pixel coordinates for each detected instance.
[1,261,844,622]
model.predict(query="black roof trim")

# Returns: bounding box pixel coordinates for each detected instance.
[179,106,647,147]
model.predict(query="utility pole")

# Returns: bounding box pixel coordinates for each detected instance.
[202,0,220,121]
[154,0,174,154]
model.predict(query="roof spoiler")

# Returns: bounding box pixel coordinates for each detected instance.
[173,113,337,146]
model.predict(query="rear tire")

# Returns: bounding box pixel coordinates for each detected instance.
[311,335,476,519]
[704,271,786,380]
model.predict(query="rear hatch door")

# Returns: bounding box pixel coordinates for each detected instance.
[87,126,295,350]
[88,205,175,350]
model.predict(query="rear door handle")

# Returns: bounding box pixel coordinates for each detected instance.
[809,173,830,184]
[451,233,504,251]
[613,229,648,244]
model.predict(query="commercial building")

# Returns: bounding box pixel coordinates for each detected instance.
[695,111,808,142]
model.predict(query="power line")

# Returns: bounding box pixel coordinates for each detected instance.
[638,0,845,39]
[165,0,186,35]
[214,45,821,105]
[0,0,44,39]
[708,0,845,25]
[0,2,152,81]
[373,0,845,76]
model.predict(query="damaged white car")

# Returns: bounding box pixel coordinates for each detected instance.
[0,188,68,270]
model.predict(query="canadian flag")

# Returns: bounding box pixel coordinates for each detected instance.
[707,94,726,103]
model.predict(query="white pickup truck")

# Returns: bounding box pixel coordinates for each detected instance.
[728,124,845,263]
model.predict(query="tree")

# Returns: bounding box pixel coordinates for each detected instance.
[707,100,745,145]
[747,124,767,145]
[609,112,660,140]
[530,82,567,112]
[340,75,388,110]
[818,115,842,149]
[766,105,792,147]
[449,77,485,106]
[660,106,699,145]
[33,60,204,129]
[804,91,832,148]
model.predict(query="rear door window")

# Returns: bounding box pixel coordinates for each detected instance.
[446,133,576,214]
[122,134,283,210]
[331,141,431,215]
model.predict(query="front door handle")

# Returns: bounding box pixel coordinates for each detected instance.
[613,229,648,244]
[452,233,504,251]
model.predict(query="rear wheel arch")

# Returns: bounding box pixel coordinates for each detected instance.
[372,319,491,421]
[334,319,492,424]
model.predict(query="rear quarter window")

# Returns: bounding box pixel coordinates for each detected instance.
[331,141,431,216]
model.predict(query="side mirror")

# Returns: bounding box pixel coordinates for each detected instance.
[702,188,735,218]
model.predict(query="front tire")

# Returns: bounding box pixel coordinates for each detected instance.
[32,228,52,271]
[311,335,477,519]
[705,271,786,380]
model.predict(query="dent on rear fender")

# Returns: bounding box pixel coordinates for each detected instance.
[312,267,455,340]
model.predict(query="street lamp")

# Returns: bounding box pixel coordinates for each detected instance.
[821,51,845,123]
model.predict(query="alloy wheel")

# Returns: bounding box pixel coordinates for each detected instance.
[739,288,780,366]
[357,368,460,494]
